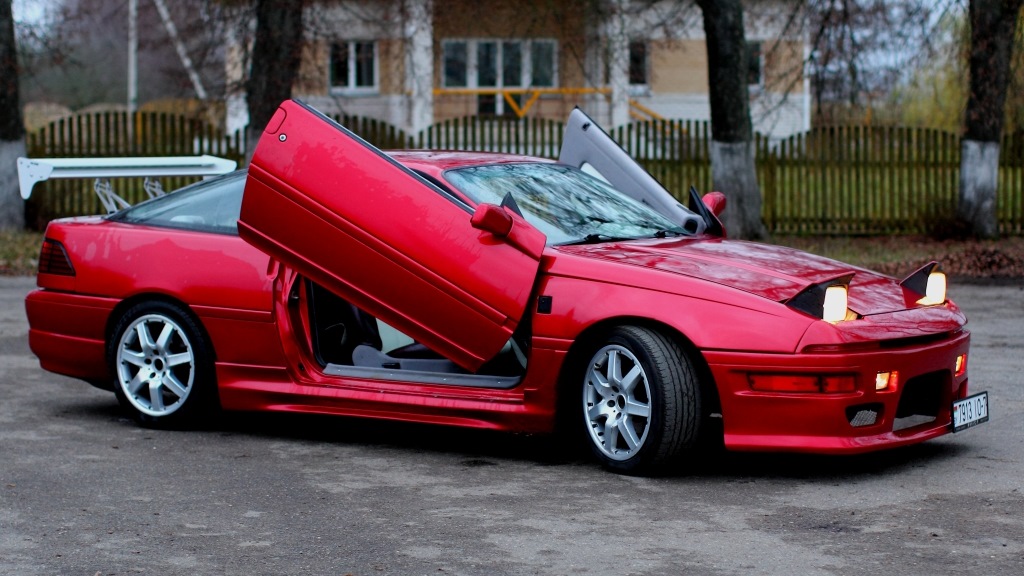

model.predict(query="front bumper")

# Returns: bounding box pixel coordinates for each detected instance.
[705,329,971,454]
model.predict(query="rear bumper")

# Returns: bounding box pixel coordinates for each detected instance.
[706,329,971,454]
[25,289,116,381]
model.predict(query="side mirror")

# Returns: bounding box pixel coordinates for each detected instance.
[702,191,726,217]
[470,203,513,237]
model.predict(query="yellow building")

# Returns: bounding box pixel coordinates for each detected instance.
[227,0,809,139]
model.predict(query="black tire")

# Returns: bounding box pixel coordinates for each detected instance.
[580,325,701,474]
[106,300,217,427]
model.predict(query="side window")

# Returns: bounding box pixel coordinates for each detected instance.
[114,172,246,235]
[330,41,378,92]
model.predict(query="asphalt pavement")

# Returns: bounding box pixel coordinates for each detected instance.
[1,276,1022,575]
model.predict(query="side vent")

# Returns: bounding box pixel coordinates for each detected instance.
[38,239,75,276]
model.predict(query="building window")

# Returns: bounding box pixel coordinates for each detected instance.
[441,39,558,115]
[330,41,377,92]
[628,41,648,86]
[746,41,763,86]
[443,41,468,87]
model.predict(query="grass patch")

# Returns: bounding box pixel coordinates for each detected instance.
[0,230,43,276]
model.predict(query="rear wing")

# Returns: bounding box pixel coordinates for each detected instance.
[17,155,238,213]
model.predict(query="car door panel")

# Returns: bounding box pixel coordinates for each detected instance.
[239,100,544,372]
[559,108,703,231]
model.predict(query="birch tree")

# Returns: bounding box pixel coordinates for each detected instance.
[695,0,767,240]
[0,0,24,230]
[958,0,1023,238]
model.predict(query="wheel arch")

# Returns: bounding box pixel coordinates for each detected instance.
[555,315,722,428]
[104,293,217,363]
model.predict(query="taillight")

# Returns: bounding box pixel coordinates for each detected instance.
[38,239,75,276]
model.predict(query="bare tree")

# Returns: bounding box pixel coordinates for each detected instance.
[245,0,305,153]
[695,0,767,240]
[958,0,1023,238]
[0,0,25,230]
[19,0,226,108]
[806,0,944,123]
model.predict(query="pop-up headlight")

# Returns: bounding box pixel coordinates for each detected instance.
[786,274,855,323]
[822,285,849,323]
[901,262,947,306]
[919,270,947,305]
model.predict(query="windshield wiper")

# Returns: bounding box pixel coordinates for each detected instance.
[559,233,631,246]
[652,228,688,238]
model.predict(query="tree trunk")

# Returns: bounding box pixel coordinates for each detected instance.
[245,0,305,159]
[696,0,767,240]
[0,0,25,230]
[959,0,1023,238]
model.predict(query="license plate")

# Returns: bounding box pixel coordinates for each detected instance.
[952,392,989,432]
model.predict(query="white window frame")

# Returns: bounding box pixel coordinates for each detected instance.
[441,38,558,115]
[329,40,379,95]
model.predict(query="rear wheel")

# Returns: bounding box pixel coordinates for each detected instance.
[581,325,701,474]
[108,301,216,427]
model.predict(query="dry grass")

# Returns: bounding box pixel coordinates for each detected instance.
[773,235,1024,279]
[0,230,43,276]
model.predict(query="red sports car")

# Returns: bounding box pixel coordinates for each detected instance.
[26,101,987,474]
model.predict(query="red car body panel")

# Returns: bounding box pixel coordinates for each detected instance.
[239,101,544,372]
[26,217,284,379]
[25,101,975,458]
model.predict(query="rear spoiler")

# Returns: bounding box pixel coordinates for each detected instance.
[17,155,238,213]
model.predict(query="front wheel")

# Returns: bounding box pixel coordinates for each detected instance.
[581,326,701,474]
[107,301,216,427]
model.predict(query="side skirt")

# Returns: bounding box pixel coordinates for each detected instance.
[322,363,521,389]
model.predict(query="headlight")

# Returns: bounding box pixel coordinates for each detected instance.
[822,285,848,323]
[917,271,947,306]
[786,274,855,323]
[901,262,946,306]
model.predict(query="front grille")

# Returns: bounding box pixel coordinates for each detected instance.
[893,370,947,431]
[38,239,75,276]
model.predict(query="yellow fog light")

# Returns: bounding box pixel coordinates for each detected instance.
[875,371,898,392]
[917,271,947,306]
[955,354,967,377]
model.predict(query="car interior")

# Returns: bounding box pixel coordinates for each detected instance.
[304,280,528,386]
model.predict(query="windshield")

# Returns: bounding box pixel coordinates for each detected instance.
[444,163,688,245]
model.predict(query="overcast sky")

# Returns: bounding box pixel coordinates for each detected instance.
[13,0,53,26]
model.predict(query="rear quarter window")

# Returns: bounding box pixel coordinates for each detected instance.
[110,171,246,235]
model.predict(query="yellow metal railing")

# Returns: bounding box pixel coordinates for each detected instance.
[434,87,611,118]
[628,99,666,122]
[434,88,669,123]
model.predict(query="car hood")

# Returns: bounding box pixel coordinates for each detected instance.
[555,237,916,315]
